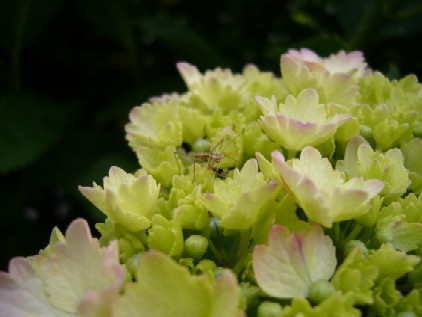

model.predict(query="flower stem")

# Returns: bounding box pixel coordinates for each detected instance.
[11,0,32,91]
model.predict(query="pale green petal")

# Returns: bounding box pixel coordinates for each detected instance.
[114,251,242,317]
[253,224,336,298]
[136,145,181,187]
[148,215,184,257]
[280,53,359,107]
[33,219,125,313]
[200,159,280,229]
[80,167,160,232]
[323,50,367,78]
[126,96,183,149]
[0,219,125,317]
[272,148,383,227]
[0,258,72,317]
[257,91,352,150]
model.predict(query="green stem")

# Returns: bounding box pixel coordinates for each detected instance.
[333,222,340,246]
[345,223,363,243]
[233,229,251,274]
[208,239,224,264]
[349,2,379,49]
[287,150,298,160]
[11,0,32,91]
[396,4,422,20]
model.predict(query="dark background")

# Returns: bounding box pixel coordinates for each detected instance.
[1,0,422,270]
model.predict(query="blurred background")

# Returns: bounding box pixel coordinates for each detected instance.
[1,0,422,270]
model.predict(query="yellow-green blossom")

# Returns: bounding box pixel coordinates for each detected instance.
[376,194,422,252]
[112,251,243,317]
[79,166,160,232]
[401,138,422,194]
[147,214,184,257]
[280,49,361,107]
[200,159,280,229]
[125,94,183,149]
[135,145,181,187]
[285,48,367,78]
[257,88,352,150]
[272,147,384,227]
[356,143,410,200]
[177,62,247,114]
[352,71,422,150]
[337,136,410,201]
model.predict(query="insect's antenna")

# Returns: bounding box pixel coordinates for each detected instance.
[193,161,196,183]
[174,150,182,175]
[211,126,248,167]
[224,126,248,153]
[209,137,225,154]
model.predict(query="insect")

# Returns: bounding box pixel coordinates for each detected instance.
[189,127,246,183]
[174,127,246,183]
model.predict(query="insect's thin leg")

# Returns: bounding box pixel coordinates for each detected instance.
[220,128,244,154]
[174,151,181,175]
[192,162,196,183]
[207,156,214,172]
[210,138,225,154]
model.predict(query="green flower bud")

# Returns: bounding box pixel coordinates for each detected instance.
[241,283,261,309]
[193,259,217,274]
[309,279,336,304]
[343,239,368,258]
[257,302,283,317]
[360,125,373,140]
[193,138,211,152]
[126,253,142,278]
[185,235,209,260]
[179,257,195,270]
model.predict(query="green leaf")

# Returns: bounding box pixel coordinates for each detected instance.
[334,0,378,41]
[0,0,64,51]
[137,16,227,66]
[78,0,136,55]
[0,93,66,174]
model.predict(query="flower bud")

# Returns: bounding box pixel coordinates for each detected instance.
[257,302,283,317]
[185,235,209,260]
[343,239,368,258]
[193,138,211,152]
[126,253,142,278]
[241,283,261,309]
[309,279,336,304]
[194,259,217,274]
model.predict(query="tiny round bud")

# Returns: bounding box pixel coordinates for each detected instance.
[360,125,373,139]
[241,284,261,309]
[194,259,217,274]
[257,302,283,317]
[185,235,209,260]
[309,279,336,304]
[343,240,368,258]
[193,138,211,152]
[126,253,141,277]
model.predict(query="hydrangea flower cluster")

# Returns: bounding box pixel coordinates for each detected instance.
[2,48,422,316]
